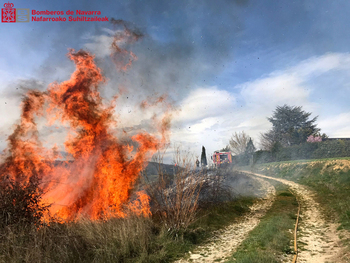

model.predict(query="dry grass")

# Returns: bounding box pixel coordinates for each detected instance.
[0,215,164,263]
[0,147,253,262]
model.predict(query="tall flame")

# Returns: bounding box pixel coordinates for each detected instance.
[0,44,171,221]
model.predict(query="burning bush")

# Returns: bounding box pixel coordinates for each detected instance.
[0,176,49,228]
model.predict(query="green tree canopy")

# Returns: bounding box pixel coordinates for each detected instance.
[220,145,231,152]
[264,105,320,147]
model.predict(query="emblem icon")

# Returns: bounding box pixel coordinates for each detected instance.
[16,8,29,22]
[2,2,16,23]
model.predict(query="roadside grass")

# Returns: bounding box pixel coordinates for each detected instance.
[164,197,254,260]
[0,197,255,263]
[251,158,350,257]
[226,184,298,263]
[253,158,350,230]
[257,156,350,165]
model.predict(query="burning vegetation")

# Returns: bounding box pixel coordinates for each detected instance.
[0,23,171,222]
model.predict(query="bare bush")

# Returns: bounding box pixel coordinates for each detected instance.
[198,168,234,207]
[145,147,204,232]
[229,131,250,155]
[145,147,236,232]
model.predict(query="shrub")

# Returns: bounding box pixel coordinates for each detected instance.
[146,148,234,232]
[0,176,49,228]
[146,148,204,232]
[253,150,273,164]
[307,135,322,143]
[312,140,350,159]
[252,140,350,165]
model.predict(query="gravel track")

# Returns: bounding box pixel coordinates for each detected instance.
[176,173,276,263]
[246,171,346,263]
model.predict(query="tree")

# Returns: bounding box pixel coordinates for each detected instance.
[201,146,207,166]
[229,131,250,155]
[263,105,320,148]
[244,138,256,165]
[245,138,256,155]
[259,130,277,151]
[220,145,231,152]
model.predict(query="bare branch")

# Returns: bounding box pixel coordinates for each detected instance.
[229,131,250,155]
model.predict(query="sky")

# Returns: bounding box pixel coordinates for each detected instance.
[1,0,350,163]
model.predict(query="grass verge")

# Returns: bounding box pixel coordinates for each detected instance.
[0,197,254,263]
[253,158,350,230]
[226,184,298,263]
[251,158,350,258]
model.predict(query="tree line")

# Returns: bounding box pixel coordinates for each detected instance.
[223,104,350,164]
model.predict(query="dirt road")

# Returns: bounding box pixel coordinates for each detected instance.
[176,174,276,263]
[246,171,346,263]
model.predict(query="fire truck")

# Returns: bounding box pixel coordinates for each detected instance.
[212,151,233,168]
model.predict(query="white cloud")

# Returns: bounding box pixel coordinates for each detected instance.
[175,87,235,123]
[318,113,350,138]
[240,74,310,108]
[170,52,350,158]
[289,53,350,77]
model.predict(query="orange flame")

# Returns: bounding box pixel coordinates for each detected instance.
[110,19,143,71]
[0,48,171,221]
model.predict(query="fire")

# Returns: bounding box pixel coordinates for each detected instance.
[0,27,171,221]
[110,18,143,71]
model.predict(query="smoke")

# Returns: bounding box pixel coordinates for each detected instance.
[76,1,248,157]
[82,0,248,102]
[0,0,249,162]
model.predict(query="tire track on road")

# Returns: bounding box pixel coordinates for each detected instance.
[245,171,346,263]
[176,174,276,263]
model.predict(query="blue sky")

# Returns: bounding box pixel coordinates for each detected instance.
[1,0,350,162]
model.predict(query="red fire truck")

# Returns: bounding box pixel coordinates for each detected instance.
[212,151,233,168]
